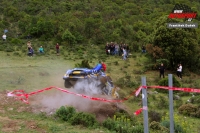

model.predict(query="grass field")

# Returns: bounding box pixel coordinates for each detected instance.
[0,47,200,133]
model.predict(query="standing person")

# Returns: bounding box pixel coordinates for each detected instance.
[114,44,119,55]
[28,47,34,57]
[176,64,180,77]
[56,43,60,55]
[142,45,146,53]
[177,63,182,79]
[2,34,6,41]
[122,48,127,60]
[105,43,109,55]
[27,41,31,51]
[159,63,165,78]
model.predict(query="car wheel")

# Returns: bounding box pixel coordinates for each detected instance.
[64,79,72,88]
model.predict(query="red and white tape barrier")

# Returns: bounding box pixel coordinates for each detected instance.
[7,85,200,115]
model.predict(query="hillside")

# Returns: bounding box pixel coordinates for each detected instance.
[0,0,200,44]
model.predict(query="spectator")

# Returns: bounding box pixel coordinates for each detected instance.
[142,45,146,53]
[26,34,31,39]
[56,43,60,55]
[38,46,44,53]
[115,44,119,55]
[105,43,109,55]
[159,63,165,78]
[120,45,123,56]
[177,63,182,79]
[27,41,31,51]
[122,48,127,60]
[28,47,34,57]
[126,44,129,57]
[2,34,6,41]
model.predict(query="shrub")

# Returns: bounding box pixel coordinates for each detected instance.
[0,45,6,51]
[150,121,161,130]
[195,109,200,118]
[114,61,119,65]
[103,117,143,133]
[5,46,15,52]
[102,118,117,131]
[178,104,197,117]
[159,76,181,87]
[156,95,169,109]
[69,112,98,128]
[161,120,185,133]
[156,59,170,69]
[130,125,144,133]
[149,110,161,122]
[10,38,22,45]
[157,76,181,93]
[55,106,76,121]
[74,59,91,68]
[174,99,183,109]
[190,95,200,105]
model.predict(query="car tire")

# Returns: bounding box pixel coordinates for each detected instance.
[64,79,72,88]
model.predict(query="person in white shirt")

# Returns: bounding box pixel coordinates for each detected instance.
[177,63,182,79]
[2,34,6,41]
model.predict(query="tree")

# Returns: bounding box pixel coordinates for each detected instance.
[62,29,76,45]
[152,15,200,71]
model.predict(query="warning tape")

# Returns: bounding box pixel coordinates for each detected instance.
[7,86,141,104]
[7,85,200,115]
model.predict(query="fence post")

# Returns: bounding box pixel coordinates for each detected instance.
[168,74,174,133]
[142,76,149,133]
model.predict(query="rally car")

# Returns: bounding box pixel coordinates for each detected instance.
[63,66,119,98]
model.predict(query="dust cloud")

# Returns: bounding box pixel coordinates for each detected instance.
[30,78,118,122]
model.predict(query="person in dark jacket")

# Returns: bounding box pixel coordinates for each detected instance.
[159,63,165,78]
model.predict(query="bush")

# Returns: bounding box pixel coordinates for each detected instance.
[156,95,169,109]
[5,46,15,52]
[10,38,22,45]
[149,110,161,122]
[74,59,91,68]
[190,95,200,105]
[69,112,98,128]
[0,45,6,51]
[178,104,197,117]
[161,120,185,133]
[195,109,200,118]
[156,59,170,69]
[103,118,143,133]
[157,76,181,93]
[174,99,183,109]
[114,61,119,65]
[102,118,117,131]
[130,125,144,133]
[150,121,161,130]
[55,106,76,121]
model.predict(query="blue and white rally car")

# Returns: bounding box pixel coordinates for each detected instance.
[63,64,119,98]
